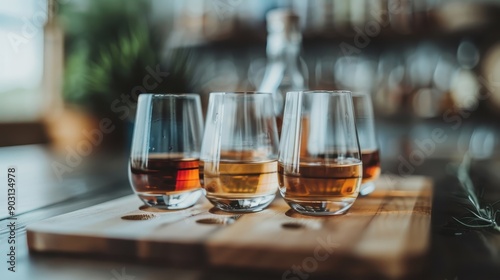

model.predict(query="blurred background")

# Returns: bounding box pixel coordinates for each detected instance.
[2,0,500,164]
[3,1,500,278]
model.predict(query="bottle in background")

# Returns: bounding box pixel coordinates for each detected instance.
[258,9,308,130]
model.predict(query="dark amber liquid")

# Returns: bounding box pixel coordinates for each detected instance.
[276,116,283,137]
[361,150,381,183]
[130,157,201,194]
[278,159,362,199]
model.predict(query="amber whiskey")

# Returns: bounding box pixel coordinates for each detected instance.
[361,150,381,183]
[130,156,201,194]
[278,159,362,200]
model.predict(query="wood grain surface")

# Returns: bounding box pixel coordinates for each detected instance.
[27,175,432,279]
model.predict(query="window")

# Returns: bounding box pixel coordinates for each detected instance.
[0,0,45,122]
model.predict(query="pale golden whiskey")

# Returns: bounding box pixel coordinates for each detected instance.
[200,160,278,198]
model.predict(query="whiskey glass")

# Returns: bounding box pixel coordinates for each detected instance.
[129,94,204,209]
[200,92,279,212]
[352,92,381,196]
[278,90,362,215]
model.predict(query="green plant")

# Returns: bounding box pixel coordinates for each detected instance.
[60,0,192,117]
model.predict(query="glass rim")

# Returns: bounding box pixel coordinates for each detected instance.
[300,90,352,95]
[210,91,272,96]
[139,93,200,99]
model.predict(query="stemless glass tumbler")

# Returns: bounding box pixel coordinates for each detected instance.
[352,92,381,196]
[200,92,280,212]
[278,90,363,215]
[129,94,204,209]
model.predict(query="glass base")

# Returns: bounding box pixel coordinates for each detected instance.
[283,197,357,216]
[137,188,203,210]
[206,193,275,213]
[359,182,376,196]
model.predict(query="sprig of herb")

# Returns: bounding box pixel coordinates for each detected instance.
[451,154,500,231]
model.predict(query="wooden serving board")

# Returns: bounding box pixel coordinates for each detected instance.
[27,175,432,279]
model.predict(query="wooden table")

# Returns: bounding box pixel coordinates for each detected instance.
[2,145,500,280]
